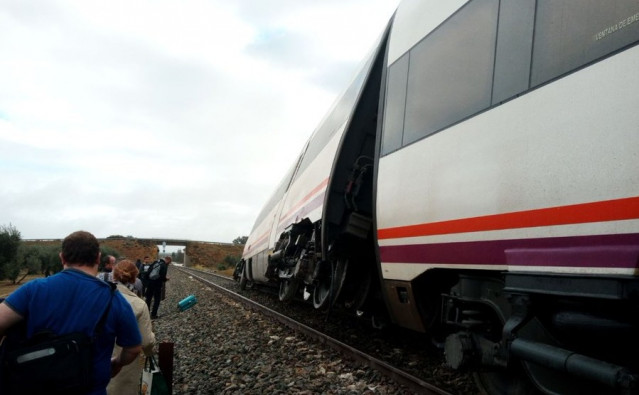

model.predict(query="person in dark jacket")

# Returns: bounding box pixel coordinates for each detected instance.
[138,256,151,296]
[144,256,170,319]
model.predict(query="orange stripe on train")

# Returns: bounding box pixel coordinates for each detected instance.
[279,178,329,225]
[377,196,639,240]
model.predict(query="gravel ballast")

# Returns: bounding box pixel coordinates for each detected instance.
[150,267,419,394]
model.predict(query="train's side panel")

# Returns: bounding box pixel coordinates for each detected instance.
[244,196,283,259]
[376,0,639,282]
[273,123,347,238]
[242,199,283,282]
[377,47,639,280]
[242,123,349,282]
[273,40,385,242]
[243,157,301,282]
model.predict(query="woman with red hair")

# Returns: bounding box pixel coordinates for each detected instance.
[108,259,156,394]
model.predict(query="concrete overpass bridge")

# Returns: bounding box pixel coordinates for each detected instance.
[134,238,239,266]
[136,238,234,247]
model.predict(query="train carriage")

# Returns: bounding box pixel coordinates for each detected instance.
[238,0,639,393]
[239,29,387,307]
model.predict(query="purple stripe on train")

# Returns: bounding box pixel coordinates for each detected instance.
[276,191,326,235]
[379,233,639,268]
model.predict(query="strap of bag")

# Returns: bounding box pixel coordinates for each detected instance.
[93,282,116,339]
[144,355,160,372]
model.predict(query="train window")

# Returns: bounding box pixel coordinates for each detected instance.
[381,53,409,155]
[491,0,534,104]
[252,160,298,230]
[531,0,639,87]
[402,0,498,146]
[296,60,370,177]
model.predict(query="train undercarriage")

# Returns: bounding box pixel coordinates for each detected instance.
[261,215,382,319]
[425,271,639,394]
[237,243,639,395]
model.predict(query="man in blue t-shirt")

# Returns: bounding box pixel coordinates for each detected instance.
[0,231,142,395]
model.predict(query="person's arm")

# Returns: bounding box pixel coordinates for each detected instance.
[110,292,143,377]
[110,345,142,377]
[160,263,169,282]
[134,278,144,297]
[0,302,24,337]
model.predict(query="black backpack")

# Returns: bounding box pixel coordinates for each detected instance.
[147,260,164,281]
[1,285,115,394]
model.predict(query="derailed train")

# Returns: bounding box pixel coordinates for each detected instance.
[235,0,639,393]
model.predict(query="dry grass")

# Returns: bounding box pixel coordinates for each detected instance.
[219,267,235,277]
[0,266,236,299]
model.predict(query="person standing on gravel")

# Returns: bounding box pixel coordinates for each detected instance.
[0,230,142,395]
[108,259,155,395]
[139,256,151,295]
[145,256,171,319]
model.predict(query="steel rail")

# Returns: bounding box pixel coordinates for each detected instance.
[177,266,452,395]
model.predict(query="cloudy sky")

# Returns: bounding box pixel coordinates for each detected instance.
[0,0,400,243]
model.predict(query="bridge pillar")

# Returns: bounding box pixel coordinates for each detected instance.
[184,254,190,267]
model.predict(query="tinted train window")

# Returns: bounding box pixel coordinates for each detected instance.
[380,0,639,157]
[531,0,639,87]
[401,0,498,146]
[296,62,369,178]
[252,160,298,231]
[381,54,409,155]
[492,0,534,104]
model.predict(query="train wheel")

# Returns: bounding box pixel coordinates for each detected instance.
[343,266,371,310]
[279,278,299,302]
[473,364,538,395]
[239,265,249,290]
[312,258,348,310]
[470,310,537,395]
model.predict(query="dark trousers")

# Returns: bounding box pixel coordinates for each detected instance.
[145,280,163,317]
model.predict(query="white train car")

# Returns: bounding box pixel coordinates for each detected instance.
[377,0,639,393]
[240,32,387,307]
[239,0,639,393]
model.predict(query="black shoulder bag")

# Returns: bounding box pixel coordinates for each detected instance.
[2,284,115,395]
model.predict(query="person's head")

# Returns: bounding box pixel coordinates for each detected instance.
[113,259,139,285]
[143,256,150,264]
[164,256,172,264]
[60,231,100,267]
[102,255,116,271]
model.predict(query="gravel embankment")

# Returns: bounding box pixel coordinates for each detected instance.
[151,267,419,394]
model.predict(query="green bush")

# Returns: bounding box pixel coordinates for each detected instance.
[223,254,240,267]
[0,224,21,281]
[40,245,63,276]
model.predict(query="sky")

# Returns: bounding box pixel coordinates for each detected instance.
[0,0,400,243]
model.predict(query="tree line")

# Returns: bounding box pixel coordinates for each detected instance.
[0,224,248,285]
[0,224,59,284]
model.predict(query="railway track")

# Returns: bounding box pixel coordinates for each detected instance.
[176,266,462,395]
